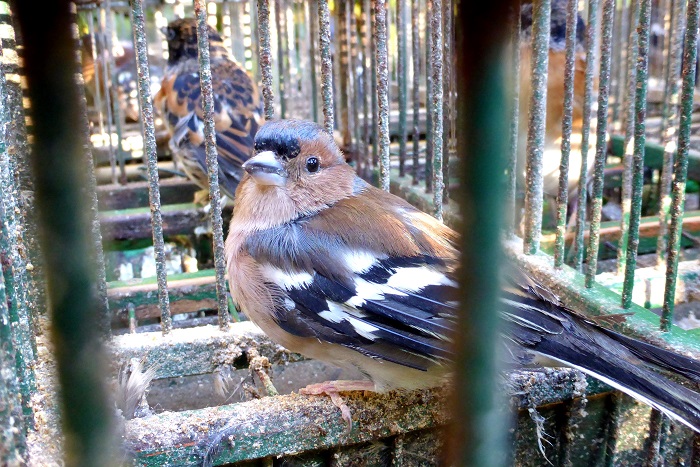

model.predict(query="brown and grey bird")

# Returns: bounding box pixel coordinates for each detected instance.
[154,18,262,203]
[518,0,592,200]
[225,119,700,435]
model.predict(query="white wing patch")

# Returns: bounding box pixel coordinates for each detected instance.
[347,278,408,307]
[385,267,457,292]
[342,250,379,273]
[319,302,377,340]
[258,264,313,290]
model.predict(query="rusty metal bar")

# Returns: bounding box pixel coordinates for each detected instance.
[0,55,37,428]
[74,7,110,335]
[319,0,334,134]
[506,1,521,235]
[616,0,640,275]
[656,0,686,267]
[397,0,408,177]
[257,0,275,120]
[374,0,391,191]
[130,0,172,333]
[585,0,615,287]
[337,0,351,147]
[573,0,600,270]
[430,0,444,219]
[443,0,454,205]
[662,0,700,331]
[425,0,434,192]
[619,0,650,305]
[0,258,24,463]
[194,0,231,331]
[359,0,372,176]
[14,0,115,462]
[349,2,361,158]
[522,0,550,254]
[106,5,128,185]
[411,0,421,185]
[274,0,287,118]
[554,0,579,268]
[308,0,319,123]
[86,11,116,185]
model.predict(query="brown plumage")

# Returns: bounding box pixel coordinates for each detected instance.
[154,18,262,200]
[225,119,700,436]
[518,0,594,198]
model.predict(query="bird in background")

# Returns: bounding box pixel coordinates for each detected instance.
[154,18,262,204]
[225,119,700,435]
[518,0,593,212]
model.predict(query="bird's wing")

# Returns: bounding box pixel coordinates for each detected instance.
[243,185,460,372]
[159,60,262,196]
[501,270,700,433]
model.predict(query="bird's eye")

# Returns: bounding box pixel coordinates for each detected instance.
[306,156,320,173]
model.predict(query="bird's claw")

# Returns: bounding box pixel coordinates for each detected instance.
[300,380,375,434]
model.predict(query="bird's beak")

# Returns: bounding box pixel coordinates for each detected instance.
[242,151,287,187]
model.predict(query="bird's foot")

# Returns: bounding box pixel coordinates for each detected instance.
[300,380,375,433]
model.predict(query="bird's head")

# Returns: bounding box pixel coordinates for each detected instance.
[236,119,359,225]
[162,18,227,65]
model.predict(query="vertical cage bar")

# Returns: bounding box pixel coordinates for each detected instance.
[99,6,119,186]
[74,7,110,335]
[360,0,372,176]
[0,258,24,464]
[349,1,361,157]
[131,0,172,333]
[573,0,600,270]
[274,0,287,118]
[14,0,115,462]
[554,0,579,268]
[662,0,700,331]
[0,55,36,426]
[424,0,434,192]
[430,0,444,219]
[105,5,128,185]
[506,1,521,235]
[411,0,421,185]
[448,1,507,463]
[442,0,453,204]
[0,44,36,427]
[375,0,391,191]
[319,0,334,134]
[643,410,669,467]
[397,0,408,177]
[610,0,624,124]
[585,0,615,287]
[616,0,640,275]
[522,0,550,254]
[0,4,46,327]
[620,0,650,306]
[308,0,320,122]
[370,0,378,166]
[194,0,231,331]
[258,0,275,120]
[338,0,351,147]
[656,0,686,267]
[86,11,116,185]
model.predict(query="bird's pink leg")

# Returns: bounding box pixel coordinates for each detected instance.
[300,380,376,432]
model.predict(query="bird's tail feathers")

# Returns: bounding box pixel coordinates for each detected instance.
[534,341,700,433]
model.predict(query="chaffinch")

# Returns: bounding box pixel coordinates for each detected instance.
[226,119,700,432]
[518,0,592,200]
[154,18,262,202]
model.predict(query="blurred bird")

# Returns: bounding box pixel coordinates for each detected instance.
[155,18,262,203]
[518,0,593,204]
[80,34,164,124]
[225,119,700,433]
